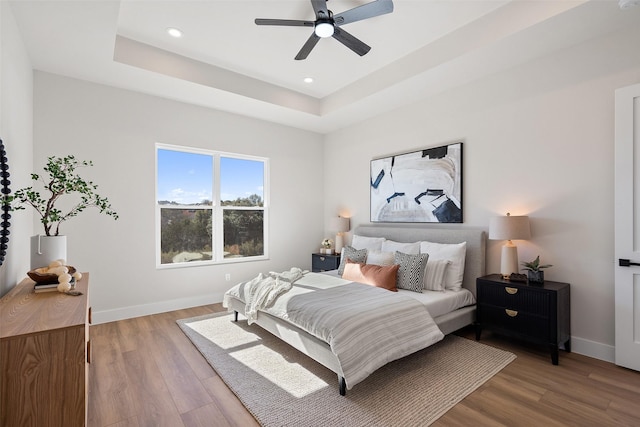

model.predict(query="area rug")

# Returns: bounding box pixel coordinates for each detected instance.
[177,313,515,426]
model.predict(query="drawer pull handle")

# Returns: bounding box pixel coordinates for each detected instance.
[505,309,518,317]
[320,257,325,261]
[505,287,518,295]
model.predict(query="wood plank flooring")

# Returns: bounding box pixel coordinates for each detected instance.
[88,304,640,426]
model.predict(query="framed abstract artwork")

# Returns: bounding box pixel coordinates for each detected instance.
[370,142,463,223]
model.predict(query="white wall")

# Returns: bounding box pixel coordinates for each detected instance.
[33,72,324,323]
[323,25,640,362]
[0,1,33,297]
[17,5,640,362]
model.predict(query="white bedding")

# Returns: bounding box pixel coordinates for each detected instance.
[399,288,476,318]
[321,269,476,318]
[224,271,444,390]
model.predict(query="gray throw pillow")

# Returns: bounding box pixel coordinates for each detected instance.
[338,246,368,276]
[395,251,429,293]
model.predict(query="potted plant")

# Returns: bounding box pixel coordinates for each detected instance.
[521,255,552,284]
[4,155,118,268]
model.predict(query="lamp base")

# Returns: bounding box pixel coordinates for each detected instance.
[335,233,344,255]
[500,243,519,279]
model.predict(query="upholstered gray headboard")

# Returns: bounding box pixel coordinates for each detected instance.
[354,225,486,296]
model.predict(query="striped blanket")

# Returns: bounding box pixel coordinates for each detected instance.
[223,271,444,390]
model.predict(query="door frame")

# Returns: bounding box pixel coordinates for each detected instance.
[614,82,640,370]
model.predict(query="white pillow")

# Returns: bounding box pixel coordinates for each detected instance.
[419,241,467,291]
[381,240,420,255]
[366,250,395,266]
[351,235,386,251]
[423,259,451,291]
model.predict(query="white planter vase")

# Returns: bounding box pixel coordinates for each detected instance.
[30,235,67,269]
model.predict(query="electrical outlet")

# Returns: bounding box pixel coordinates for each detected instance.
[225,273,231,281]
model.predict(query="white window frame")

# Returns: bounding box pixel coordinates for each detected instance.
[155,143,269,269]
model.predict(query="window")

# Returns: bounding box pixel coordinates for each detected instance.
[156,144,268,267]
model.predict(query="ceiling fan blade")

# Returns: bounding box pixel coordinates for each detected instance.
[334,0,394,26]
[332,27,371,56]
[310,0,330,19]
[295,33,321,60]
[255,18,314,27]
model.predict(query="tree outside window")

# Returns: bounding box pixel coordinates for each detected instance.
[156,145,268,267]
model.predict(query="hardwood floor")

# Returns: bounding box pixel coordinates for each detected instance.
[88,304,258,427]
[88,304,640,426]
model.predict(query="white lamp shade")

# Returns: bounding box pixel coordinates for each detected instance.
[489,214,531,278]
[330,217,350,233]
[489,215,531,241]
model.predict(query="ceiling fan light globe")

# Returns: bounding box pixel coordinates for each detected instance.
[314,22,334,38]
[619,0,640,8]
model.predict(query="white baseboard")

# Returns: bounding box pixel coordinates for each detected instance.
[92,292,226,324]
[93,299,618,366]
[571,336,615,363]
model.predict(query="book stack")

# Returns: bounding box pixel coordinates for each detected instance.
[33,283,59,293]
[33,277,75,293]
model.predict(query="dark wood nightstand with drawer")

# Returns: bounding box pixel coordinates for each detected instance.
[312,253,341,272]
[475,274,571,365]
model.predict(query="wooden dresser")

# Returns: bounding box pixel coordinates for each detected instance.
[0,273,90,426]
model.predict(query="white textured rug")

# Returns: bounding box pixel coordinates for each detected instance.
[177,313,515,427]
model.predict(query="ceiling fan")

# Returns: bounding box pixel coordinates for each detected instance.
[255,0,394,60]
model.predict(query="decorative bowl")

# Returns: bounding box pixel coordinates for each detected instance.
[27,266,77,285]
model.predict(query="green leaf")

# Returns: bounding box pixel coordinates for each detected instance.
[6,155,118,236]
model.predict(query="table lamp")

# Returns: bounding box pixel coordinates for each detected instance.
[330,216,350,254]
[489,213,531,279]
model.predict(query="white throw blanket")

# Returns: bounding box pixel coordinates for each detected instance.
[233,267,306,324]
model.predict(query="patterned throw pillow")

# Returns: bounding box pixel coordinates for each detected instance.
[395,251,429,293]
[337,246,368,275]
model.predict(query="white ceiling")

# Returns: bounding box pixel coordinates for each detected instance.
[8,0,640,133]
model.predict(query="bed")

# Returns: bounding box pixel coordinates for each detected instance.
[223,225,486,395]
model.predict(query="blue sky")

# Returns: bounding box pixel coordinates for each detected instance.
[157,149,264,204]
[220,157,264,202]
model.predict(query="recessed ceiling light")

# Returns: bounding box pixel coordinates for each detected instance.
[304,77,314,83]
[619,0,640,8]
[166,27,183,38]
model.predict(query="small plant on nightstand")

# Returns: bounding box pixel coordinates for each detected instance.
[521,255,552,283]
[320,238,333,254]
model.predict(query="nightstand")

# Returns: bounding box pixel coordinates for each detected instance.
[475,274,571,365]
[312,253,341,272]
